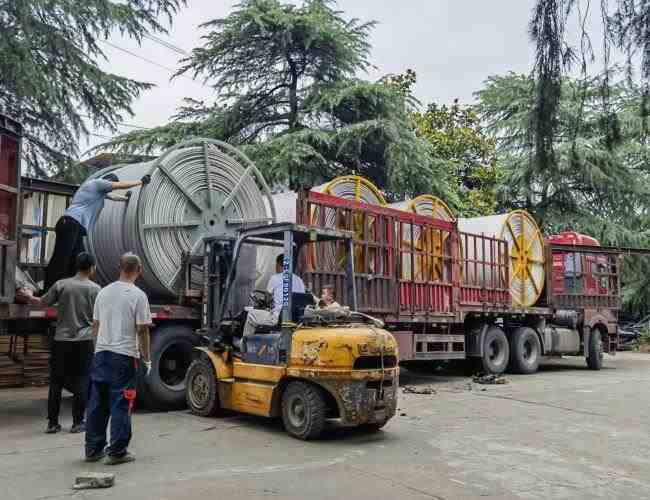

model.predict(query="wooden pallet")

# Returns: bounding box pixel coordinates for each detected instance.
[0,354,23,388]
[0,335,50,387]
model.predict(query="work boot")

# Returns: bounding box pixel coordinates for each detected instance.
[70,422,86,434]
[85,450,106,463]
[104,452,135,465]
[45,421,61,434]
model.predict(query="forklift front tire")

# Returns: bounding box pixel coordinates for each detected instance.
[186,357,220,417]
[364,420,389,433]
[281,381,327,440]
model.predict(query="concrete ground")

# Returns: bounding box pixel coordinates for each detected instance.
[2,352,650,500]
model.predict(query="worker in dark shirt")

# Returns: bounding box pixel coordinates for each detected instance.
[33,252,101,434]
[44,172,150,291]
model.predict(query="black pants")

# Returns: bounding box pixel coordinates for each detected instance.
[44,216,86,292]
[48,340,94,425]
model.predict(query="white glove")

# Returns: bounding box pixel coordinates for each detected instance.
[143,360,152,376]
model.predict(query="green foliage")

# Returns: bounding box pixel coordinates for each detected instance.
[383,69,417,96]
[106,0,456,202]
[476,71,650,316]
[477,72,650,240]
[0,0,185,176]
[527,1,650,198]
[412,101,500,216]
[528,0,571,177]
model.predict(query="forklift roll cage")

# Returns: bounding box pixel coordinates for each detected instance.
[201,223,357,339]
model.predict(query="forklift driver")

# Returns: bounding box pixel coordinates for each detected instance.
[266,254,305,315]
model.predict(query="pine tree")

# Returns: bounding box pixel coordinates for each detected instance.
[477,72,650,239]
[0,0,185,176]
[528,1,650,179]
[105,0,456,202]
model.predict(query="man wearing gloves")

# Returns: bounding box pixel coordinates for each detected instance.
[85,253,152,465]
[44,172,150,291]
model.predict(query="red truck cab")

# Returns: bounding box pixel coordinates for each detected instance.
[546,231,610,297]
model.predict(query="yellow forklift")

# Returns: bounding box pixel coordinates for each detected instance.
[185,223,399,439]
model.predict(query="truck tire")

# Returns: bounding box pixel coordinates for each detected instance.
[281,381,327,440]
[480,326,509,375]
[586,329,604,370]
[508,327,541,374]
[139,323,199,410]
[185,356,220,417]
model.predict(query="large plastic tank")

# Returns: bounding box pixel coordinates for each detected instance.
[389,195,455,281]
[458,210,545,307]
[87,138,275,299]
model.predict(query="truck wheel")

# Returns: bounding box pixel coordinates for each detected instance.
[139,323,198,410]
[509,327,541,374]
[587,329,604,370]
[185,356,220,417]
[480,326,509,375]
[281,381,327,440]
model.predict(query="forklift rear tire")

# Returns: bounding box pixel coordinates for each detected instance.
[281,381,327,440]
[185,356,221,417]
[586,329,604,370]
[508,327,541,374]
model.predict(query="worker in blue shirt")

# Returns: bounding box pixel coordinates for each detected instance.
[44,172,150,291]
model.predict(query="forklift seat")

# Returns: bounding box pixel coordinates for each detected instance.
[291,292,316,322]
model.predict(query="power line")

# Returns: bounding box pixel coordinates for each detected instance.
[88,132,115,141]
[100,39,179,74]
[78,114,149,130]
[99,40,207,88]
[143,33,190,56]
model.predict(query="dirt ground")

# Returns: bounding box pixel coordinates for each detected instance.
[2,352,650,500]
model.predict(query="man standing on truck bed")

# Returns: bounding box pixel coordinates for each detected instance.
[44,172,150,291]
[85,253,152,465]
[32,252,100,434]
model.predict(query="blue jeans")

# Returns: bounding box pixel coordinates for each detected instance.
[85,351,136,458]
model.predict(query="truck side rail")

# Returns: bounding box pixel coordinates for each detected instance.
[296,190,510,320]
[545,243,621,309]
[459,231,510,307]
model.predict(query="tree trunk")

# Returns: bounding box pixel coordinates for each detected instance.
[288,59,299,189]
[288,60,299,130]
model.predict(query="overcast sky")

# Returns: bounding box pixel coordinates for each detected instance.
[83,0,605,155]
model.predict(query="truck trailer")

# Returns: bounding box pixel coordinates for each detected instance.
[0,113,634,412]
[296,188,624,375]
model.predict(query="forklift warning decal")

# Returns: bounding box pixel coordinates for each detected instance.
[283,255,290,311]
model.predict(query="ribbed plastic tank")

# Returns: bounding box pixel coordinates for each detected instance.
[458,210,545,307]
[87,138,275,299]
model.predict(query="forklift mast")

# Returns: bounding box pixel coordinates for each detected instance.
[199,224,357,340]
[200,236,234,332]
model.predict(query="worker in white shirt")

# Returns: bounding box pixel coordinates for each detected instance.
[266,254,305,315]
